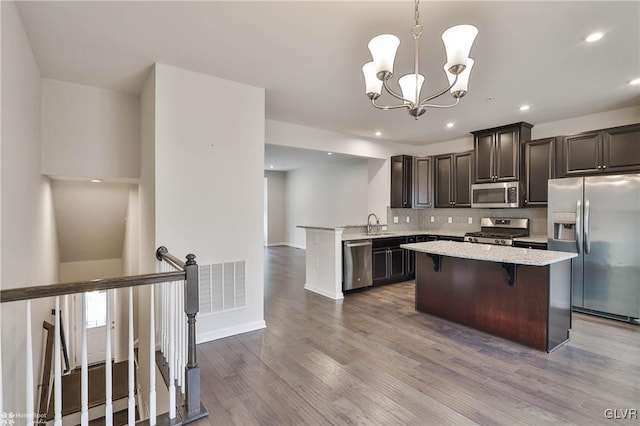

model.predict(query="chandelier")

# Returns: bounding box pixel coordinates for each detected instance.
[362,0,478,119]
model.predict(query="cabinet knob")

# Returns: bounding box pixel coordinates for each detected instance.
[597,165,602,169]
[602,165,607,169]
[524,199,528,204]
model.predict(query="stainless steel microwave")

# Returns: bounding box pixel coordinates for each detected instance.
[471,182,522,208]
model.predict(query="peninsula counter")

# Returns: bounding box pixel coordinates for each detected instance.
[401,241,577,352]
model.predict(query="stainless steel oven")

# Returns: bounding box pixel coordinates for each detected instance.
[471,181,522,208]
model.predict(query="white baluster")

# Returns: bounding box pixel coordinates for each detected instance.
[168,282,176,419]
[177,284,183,391]
[128,287,135,425]
[54,297,62,426]
[81,294,88,425]
[105,290,113,426]
[181,285,187,395]
[149,285,157,425]
[25,300,34,426]
[162,281,167,357]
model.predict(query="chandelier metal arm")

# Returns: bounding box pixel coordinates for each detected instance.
[382,78,414,107]
[418,73,459,108]
[420,97,461,109]
[371,98,410,111]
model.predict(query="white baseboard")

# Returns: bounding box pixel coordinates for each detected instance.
[265,242,287,247]
[196,320,267,344]
[284,243,306,250]
[304,283,344,300]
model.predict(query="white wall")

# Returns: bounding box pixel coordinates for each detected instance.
[285,158,370,248]
[59,258,123,282]
[1,1,60,414]
[41,79,140,180]
[154,63,265,341]
[122,186,139,276]
[264,170,286,245]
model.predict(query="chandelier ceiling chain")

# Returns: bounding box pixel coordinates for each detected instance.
[362,0,478,119]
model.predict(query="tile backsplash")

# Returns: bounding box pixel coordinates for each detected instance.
[387,207,547,236]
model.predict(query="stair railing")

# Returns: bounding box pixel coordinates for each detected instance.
[0,246,207,425]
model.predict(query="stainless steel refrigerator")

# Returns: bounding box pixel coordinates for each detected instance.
[548,174,640,321]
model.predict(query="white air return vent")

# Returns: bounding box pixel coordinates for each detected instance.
[198,260,246,314]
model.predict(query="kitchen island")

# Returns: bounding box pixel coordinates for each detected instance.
[401,241,577,352]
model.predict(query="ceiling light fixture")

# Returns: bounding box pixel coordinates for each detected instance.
[362,0,478,119]
[630,78,640,85]
[269,165,274,169]
[519,105,530,111]
[585,32,603,43]
[375,131,382,136]
[327,152,333,156]
[91,179,102,183]
[446,122,454,128]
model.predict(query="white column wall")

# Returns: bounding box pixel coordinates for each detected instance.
[1,1,60,413]
[41,79,140,180]
[264,170,286,246]
[154,63,265,342]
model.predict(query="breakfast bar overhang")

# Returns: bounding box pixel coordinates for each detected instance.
[401,241,578,352]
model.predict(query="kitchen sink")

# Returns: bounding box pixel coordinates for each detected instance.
[363,232,396,236]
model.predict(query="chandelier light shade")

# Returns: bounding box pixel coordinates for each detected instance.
[399,74,425,105]
[444,58,474,98]
[368,34,401,78]
[363,0,478,119]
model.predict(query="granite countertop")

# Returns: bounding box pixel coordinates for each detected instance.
[401,241,576,266]
[341,230,468,241]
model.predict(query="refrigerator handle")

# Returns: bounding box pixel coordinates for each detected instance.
[584,199,591,254]
[575,200,582,254]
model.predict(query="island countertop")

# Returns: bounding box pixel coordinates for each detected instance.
[401,241,576,266]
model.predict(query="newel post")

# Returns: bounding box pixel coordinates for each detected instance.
[184,253,201,416]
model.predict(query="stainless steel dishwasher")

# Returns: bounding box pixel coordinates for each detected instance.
[343,240,373,291]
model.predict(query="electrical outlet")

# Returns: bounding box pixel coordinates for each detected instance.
[430,216,435,223]
[448,217,453,224]
[406,216,410,223]
[468,217,473,224]
[393,216,399,223]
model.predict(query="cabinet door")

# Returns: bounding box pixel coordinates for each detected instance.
[402,155,413,207]
[602,124,640,173]
[413,156,433,208]
[524,138,555,206]
[372,249,389,285]
[434,155,453,207]
[474,132,495,183]
[563,131,601,175]
[390,156,405,208]
[453,152,473,207]
[495,127,519,181]
[388,248,405,280]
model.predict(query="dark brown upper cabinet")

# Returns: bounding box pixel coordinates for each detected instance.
[412,156,433,208]
[472,122,533,183]
[390,155,413,208]
[523,137,556,206]
[559,123,640,176]
[435,151,473,208]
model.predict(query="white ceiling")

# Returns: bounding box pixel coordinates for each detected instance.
[16,1,640,148]
[265,144,367,171]
[52,180,131,263]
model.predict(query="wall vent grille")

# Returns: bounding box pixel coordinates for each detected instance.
[198,260,246,314]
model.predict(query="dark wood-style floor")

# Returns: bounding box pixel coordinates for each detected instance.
[194,246,639,425]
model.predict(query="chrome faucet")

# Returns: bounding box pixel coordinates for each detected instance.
[367,213,380,234]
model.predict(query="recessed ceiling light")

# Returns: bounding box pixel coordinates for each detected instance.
[91,179,102,183]
[519,105,530,111]
[446,122,454,128]
[630,78,640,85]
[269,165,274,169]
[585,32,604,43]
[327,152,333,156]
[374,131,382,136]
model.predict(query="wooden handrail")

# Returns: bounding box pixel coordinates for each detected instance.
[0,270,186,303]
